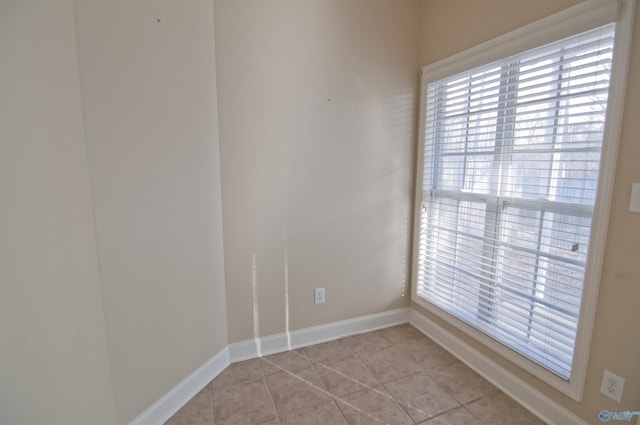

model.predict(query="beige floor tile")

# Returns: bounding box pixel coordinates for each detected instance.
[303,339,355,364]
[165,327,551,425]
[336,387,413,425]
[164,386,213,425]
[378,324,427,345]
[384,373,460,422]
[212,381,277,425]
[398,337,458,370]
[315,356,381,397]
[430,361,499,404]
[254,418,282,425]
[343,331,392,355]
[280,401,348,425]
[209,359,264,393]
[266,367,333,414]
[466,392,546,425]
[356,345,421,383]
[417,407,484,425]
[260,349,312,376]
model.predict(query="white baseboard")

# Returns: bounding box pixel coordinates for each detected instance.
[408,309,589,425]
[229,307,411,362]
[129,308,410,425]
[129,346,230,425]
[134,307,588,425]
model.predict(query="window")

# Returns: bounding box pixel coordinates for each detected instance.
[412,0,632,400]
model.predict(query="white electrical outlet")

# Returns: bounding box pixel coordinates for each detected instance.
[314,288,325,304]
[629,183,640,213]
[600,369,625,403]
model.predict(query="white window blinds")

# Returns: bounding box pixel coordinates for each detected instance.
[417,23,615,379]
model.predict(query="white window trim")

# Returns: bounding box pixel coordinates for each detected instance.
[411,0,635,401]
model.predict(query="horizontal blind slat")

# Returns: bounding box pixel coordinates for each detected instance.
[417,23,614,379]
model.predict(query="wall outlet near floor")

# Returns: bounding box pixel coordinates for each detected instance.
[600,369,625,403]
[629,183,640,212]
[314,287,325,304]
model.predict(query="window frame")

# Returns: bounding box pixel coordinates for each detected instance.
[411,0,634,401]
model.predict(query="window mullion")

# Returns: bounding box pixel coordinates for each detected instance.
[527,208,547,339]
[547,53,567,203]
[461,76,473,191]
[478,62,519,324]
[526,55,567,342]
[415,20,622,386]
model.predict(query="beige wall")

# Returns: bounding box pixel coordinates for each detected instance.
[418,0,640,423]
[0,2,117,424]
[74,0,228,423]
[420,0,582,65]
[215,0,422,342]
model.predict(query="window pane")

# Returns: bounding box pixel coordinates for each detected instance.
[418,23,615,379]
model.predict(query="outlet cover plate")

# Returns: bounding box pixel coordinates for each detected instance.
[314,288,325,304]
[600,369,625,403]
[629,183,640,213]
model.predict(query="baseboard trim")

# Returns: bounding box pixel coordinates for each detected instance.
[129,308,410,425]
[129,308,591,425]
[128,346,230,425]
[408,309,589,425]
[229,307,411,362]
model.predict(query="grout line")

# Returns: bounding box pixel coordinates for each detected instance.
[261,353,391,425]
[205,325,534,425]
[207,383,215,425]
[461,404,487,425]
[255,355,282,425]
[352,326,479,423]
[302,343,359,425]
[361,330,425,424]
[344,329,431,423]
[298,346,354,425]
[278,339,441,423]
[329,398,351,425]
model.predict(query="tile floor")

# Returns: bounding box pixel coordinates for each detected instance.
[164,324,545,425]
